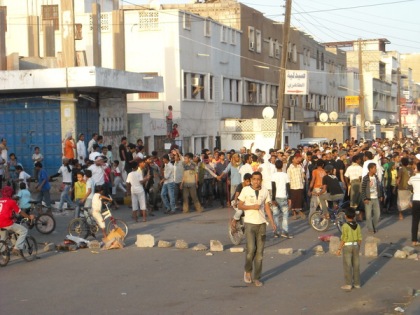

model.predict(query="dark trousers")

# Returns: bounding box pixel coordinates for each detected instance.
[216,180,227,207]
[412,200,420,242]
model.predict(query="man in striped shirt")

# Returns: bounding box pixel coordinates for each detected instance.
[287,154,306,220]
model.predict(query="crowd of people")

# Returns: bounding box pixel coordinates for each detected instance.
[1,132,420,289]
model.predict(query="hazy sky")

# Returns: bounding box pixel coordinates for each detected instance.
[122,0,420,53]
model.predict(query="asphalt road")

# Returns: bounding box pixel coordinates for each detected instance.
[1,205,420,315]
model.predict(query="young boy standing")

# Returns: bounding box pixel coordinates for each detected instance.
[91,185,113,240]
[336,208,362,291]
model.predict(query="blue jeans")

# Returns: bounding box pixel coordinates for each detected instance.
[244,223,267,281]
[59,184,75,211]
[274,198,289,233]
[37,189,51,209]
[161,182,176,212]
[74,199,85,219]
[343,244,361,286]
[1,223,28,250]
[364,198,380,232]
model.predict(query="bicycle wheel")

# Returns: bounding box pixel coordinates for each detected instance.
[106,219,128,238]
[335,210,346,233]
[35,214,56,234]
[228,219,245,245]
[309,211,330,232]
[21,236,38,262]
[68,218,89,239]
[0,240,10,267]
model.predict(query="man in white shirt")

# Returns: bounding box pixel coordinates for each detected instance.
[271,160,293,239]
[160,154,176,214]
[88,156,105,186]
[408,162,420,246]
[87,133,98,154]
[50,158,75,213]
[126,159,150,222]
[239,154,253,181]
[77,133,87,166]
[238,171,276,287]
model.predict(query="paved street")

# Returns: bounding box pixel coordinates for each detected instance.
[1,205,420,315]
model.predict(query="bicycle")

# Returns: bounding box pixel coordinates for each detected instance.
[16,201,56,234]
[67,201,128,239]
[309,200,351,233]
[0,218,38,267]
[228,201,245,245]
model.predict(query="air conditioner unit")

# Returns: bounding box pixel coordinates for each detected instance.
[248,83,257,92]
[249,41,255,50]
[192,77,200,87]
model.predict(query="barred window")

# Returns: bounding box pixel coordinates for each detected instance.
[42,5,59,31]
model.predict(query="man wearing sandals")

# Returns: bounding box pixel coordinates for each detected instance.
[238,171,276,287]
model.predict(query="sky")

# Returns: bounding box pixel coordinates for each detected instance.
[121,0,420,54]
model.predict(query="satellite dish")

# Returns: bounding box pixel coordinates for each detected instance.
[319,112,328,122]
[329,111,338,121]
[262,106,274,119]
[380,118,387,126]
[365,121,371,128]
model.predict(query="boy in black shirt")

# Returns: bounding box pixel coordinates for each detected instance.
[318,164,344,218]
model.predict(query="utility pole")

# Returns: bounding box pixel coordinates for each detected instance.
[274,0,292,149]
[358,38,365,141]
[397,67,402,139]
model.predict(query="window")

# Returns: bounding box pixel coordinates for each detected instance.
[221,26,227,43]
[287,42,292,61]
[89,13,110,31]
[204,19,211,37]
[306,49,311,66]
[139,73,159,99]
[230,29,236,45]
[275,41,280,59]
[0,6,7,32]
[138,11,159,31]
[321,53,324,70]
[183,72,188,99]
[316,50,320,69]
[42,5,59,31]
[247,81,257,103]
[209,75,214,100]
[183,13,191,30]
[292,44,297,63]
[268,38,274,57]
[256,30,262,53]
[190,74,205,100]
[303,48,306,65]
[248,26,255,51]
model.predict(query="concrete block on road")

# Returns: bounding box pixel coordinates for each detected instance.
[192,244,208,251]
[328,236,340,254]
[136,234,155,248]
[364,236,380,257]
[407,254,419,260]
[230,247,244,253]
[175,239,189,249]
[394,250,408,259]
[278,248,293,255]
[157,240,173,248]
[313,245,324,255]
[297,249,307,255]
[44,243,55,252]
[210,240,224,252]
[88,240,101,249]
[403,246,415,256]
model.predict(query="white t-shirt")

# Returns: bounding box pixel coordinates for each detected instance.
[369,175,378,199]
[92,193,102,212]
[19,171,31,186]
[271,171,290,199]
[58,165,73,183]
[126,170,144,194]
[89,152,101,161]
[238,186,271,225]
[408,173,420,201]
[88,164,105,185]
[260,162,276,190]
[239,163,253,181]
[86,178,95,199]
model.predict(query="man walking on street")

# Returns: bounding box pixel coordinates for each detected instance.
[238,171,276,287]
[160,154,176,214]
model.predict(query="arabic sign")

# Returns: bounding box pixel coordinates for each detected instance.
[345,96,359,107]
[285,70,308,95]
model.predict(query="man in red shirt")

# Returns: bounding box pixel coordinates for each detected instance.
[0,186,34,255]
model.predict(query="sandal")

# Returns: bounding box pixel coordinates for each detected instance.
[254,280,264,287]
[243,272,252,284]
